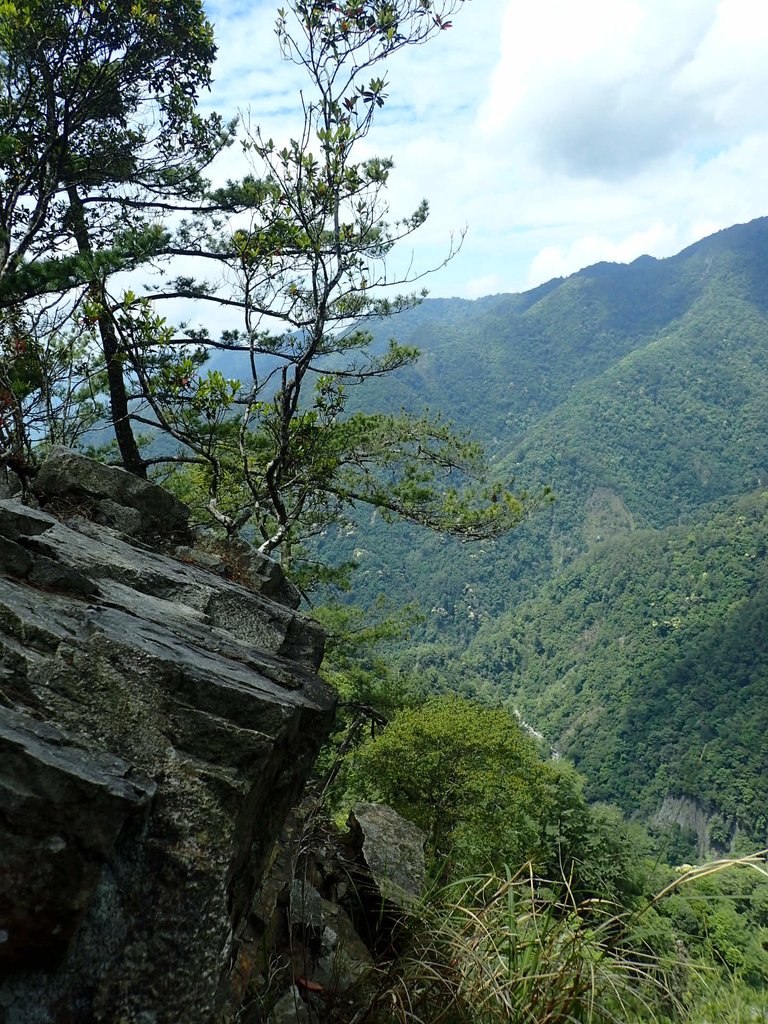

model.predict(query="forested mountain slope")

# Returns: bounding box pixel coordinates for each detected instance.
[411,490,768,843]
[315,218,768,837]
[349,217,768,447]
[324,217,768,619]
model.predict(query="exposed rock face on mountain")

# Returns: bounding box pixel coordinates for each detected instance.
[0,449,336,1024]
[652,795,720,860]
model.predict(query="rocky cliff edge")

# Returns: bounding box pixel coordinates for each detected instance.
[0,448,336,1024]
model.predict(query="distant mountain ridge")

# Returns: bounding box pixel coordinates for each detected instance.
[327,215,768,601]
[314,216,768,841]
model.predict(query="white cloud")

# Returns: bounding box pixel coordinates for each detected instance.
[444,0,768,292]
[183,1,768,301]
[479,0,726,178]
[464,273,507,299]
[527,222,682,285]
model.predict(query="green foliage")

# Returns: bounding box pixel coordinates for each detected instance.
[450,490,768,838]
[322,663,768,1020]
[306,598,427,825]
[352,843,768,1024]
[310,223,768,839]
[317,220,768,626]
[0,0,523,563]
[312,599,420,706]
[0,0,224,286]
[145,0,535,562]
[291,232,768,1024]
[0,309,106,463]
[0,0,232,471]
[657,860,768,987]
[687,984,768,1024]
[347,694,641,899]
[350,695,551,873]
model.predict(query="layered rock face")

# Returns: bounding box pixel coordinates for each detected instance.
[0,449,336,1024]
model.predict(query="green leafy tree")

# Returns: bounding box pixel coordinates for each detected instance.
[0,304,105,470]
[1,0,537,572]
[350,694,580,875]
[348,693,650,898]
[0,0,232,471]
[659,862,768,990]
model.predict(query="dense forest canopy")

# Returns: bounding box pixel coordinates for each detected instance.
[313,217,768,842]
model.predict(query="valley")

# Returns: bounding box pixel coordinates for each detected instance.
[313,217,768,849]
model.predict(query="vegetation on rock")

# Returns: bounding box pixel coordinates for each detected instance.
[0,0,534,571]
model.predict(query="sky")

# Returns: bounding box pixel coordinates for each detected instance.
[201,0,768,300]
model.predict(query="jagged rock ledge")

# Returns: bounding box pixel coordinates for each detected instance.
[0,448,336,1024]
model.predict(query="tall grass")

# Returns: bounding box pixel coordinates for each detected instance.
[356,852,768,1024]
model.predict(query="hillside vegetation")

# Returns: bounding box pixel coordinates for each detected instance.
[315,218,768,842]
[406,490,768,843]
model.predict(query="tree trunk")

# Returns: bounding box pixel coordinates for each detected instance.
[66,187,146,477]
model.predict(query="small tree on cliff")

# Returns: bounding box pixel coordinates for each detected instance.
[135,0,538,566]
[1,0,541,566]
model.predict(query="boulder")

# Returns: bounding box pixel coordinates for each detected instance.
[0,450,336,1024]
[347,802,427,912]
[189,535,303,610]
[0,466,22,500]
[32,445,191,545]
[312,899,373,993]
[268,987,311,1024]
[289,880,324,937]
[245,802,424,1020]
[0,708,155,969]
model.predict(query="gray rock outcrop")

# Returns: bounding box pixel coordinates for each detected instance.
[0,449,336,1024]
[347,802,427,911]
[246,799,426,1021]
